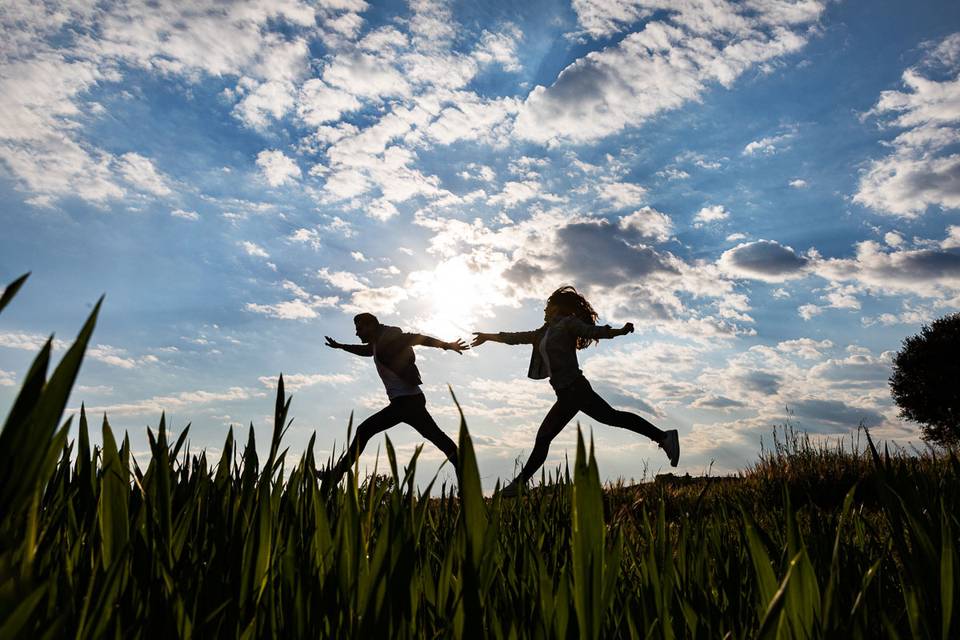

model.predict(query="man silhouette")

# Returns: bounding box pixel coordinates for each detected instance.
[322,313,467,483]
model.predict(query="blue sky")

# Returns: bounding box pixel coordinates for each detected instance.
[2,0,959,490]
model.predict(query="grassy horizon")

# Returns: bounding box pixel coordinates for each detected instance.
[1,274,957,639]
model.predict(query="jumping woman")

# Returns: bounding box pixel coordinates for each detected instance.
[471,286,679,496]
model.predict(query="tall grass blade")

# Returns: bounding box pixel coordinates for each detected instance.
[0,272,29,315]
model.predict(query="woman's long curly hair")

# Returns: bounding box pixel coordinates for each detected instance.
[546,285,599,350]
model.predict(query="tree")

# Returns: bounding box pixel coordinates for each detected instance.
[889,312,960,446]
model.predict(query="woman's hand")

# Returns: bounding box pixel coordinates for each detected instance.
[324,336,342,349]
[471,332,491,347]
[619,322,634,336]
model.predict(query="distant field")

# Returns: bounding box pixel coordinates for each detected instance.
[1,275,957,639]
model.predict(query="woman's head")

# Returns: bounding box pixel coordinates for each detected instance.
[545,285,599,349]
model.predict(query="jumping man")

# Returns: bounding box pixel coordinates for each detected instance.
[323,313,467,483]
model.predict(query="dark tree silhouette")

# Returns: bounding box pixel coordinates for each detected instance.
[889,312,960,446]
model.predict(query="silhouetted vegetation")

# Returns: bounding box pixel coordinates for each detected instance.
[890,312,960,446]
[1,274,958,638]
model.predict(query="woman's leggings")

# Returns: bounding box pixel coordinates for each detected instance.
[517,376,665,483]
[330,392,458,481]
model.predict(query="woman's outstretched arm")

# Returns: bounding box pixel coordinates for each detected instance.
[567,319,634,340]
[471,329,540,347]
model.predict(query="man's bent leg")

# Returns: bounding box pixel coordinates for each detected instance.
[400,394,459,468]
[328,403,402,483]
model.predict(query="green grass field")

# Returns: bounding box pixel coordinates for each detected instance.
[1,274,957,639]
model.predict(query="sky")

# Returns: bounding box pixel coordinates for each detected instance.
[2,0,960,491]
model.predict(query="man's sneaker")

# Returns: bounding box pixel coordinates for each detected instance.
[660,430,680,467]
[499,479,524,498]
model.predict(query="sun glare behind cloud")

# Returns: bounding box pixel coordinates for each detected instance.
[408,255,516,340]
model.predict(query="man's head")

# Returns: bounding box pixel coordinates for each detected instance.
[353,312,380,343]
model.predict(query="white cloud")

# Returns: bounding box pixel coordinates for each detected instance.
[789,178,808,188]
[342,286,409,315]
[884,231,904,247]
[0,1,320,204]
[233,80,296,129]
[258,372,354,391]
[246,279,340,320]
[116,152,172,196]
[296,79,362,126]
[719,239,808,282]
[289,227,322,250]
[657,167,690,180]
[87,344,138,369]
[423,95,519,146]
[358,26,408,52]
[598,181,647,209]
[0,331,160,369]
[570,0,652,39]
[618,207,674,242]
[81,2,317,80]
[811,237,960,298]
[742,130,796,156]
[171,208,199,221]
[798,303,822,320]
[0,52,125,204]
[487,180,546,207]
[472,25,523,72]
[0,369,16,386]
[776,338,834,360]
[515,6,823,144]
[322,51,412,99]
[943,225,960,249]
[240,241,270,258]
[367,198,399,221]
[694,204,730,224]
[256,149,301,187]
[408,0,456,50]
[317,267,367,291]
[76,385,266,417]
[854,33,960,217]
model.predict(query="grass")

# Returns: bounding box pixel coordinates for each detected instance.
[1,273,958,638]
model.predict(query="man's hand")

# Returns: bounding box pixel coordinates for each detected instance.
[446,338,469,354]
[324,336,342,349]
[471,332,491,348]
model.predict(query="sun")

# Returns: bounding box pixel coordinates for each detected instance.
[408,256,510,340]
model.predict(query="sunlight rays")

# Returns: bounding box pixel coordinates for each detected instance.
[408,255,515,340]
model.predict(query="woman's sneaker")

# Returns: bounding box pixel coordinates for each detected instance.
[660,430,680,467]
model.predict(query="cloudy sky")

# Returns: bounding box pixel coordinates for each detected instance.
[2,0,959,490]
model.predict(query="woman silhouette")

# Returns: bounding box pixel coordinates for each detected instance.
[471,286,679,496]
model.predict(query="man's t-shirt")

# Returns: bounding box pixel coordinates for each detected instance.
[374,343,422,400]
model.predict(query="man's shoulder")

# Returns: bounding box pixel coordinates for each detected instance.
[380,324,403,336]
[377,325,410,347]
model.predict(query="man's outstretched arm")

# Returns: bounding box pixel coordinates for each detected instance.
[404,332,468,354]
[324,336,373,357]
